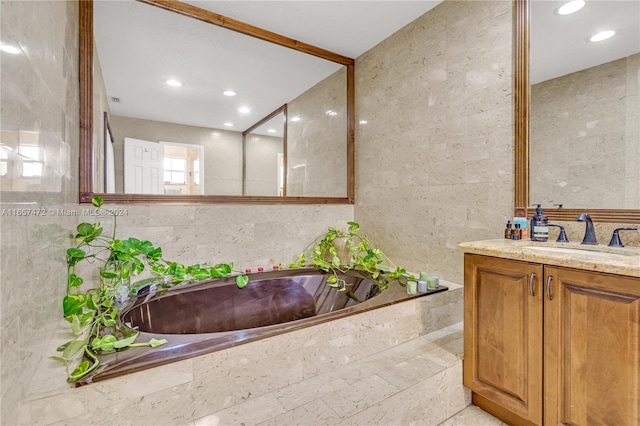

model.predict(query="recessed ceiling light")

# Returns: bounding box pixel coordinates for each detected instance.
[267,129,276,133]
[0,43,21,54]
[558,0,585,15]
[224,122,233,127]
[166,79,182,87]
[290,115,301,122]
[223,90,236,97]
[590,30,615,42]
[238,106,250,114]
[359,120,368,124]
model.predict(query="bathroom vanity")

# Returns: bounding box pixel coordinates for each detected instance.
[459,239,640,426]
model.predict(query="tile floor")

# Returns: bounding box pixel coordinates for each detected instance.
[189,322,506,426]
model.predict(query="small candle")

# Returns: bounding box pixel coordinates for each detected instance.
[419,272,429,281]
[427,277,437,290]
[257,267,264,272]
[418,280,427,293]
[407,280,418,295]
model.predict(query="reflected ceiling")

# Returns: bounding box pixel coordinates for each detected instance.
[531,0,639,83]
[93,1,443,132]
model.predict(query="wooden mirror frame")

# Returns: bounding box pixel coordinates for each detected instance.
[79,0,355,204]
[513,0,640,223]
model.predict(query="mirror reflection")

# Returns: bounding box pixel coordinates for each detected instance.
[529,0,639,209]
[244,108,285,197]
[91,0,349,198]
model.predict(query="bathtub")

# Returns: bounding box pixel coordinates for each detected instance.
[79,268,447,385]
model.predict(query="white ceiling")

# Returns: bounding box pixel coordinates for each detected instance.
[94,1,640,134]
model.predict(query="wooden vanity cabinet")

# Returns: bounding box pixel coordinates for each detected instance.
[544,266,640,426]
[463,254,543,425]
[464,254,640,426]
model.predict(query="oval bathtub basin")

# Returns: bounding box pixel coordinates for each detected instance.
[80,268,448,385]
[122,269,380,334]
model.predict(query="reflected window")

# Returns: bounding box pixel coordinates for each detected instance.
[19,144,42,177]
[164,157,186,184]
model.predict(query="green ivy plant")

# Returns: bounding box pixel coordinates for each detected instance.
[289,221,413,292]
[53,197,248,383]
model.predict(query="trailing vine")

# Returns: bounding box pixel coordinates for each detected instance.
[52,197,248,383]
[289,221,414,291]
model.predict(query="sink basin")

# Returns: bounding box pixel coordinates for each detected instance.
[525,246,639,257]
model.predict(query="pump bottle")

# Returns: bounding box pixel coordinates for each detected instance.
[530,204,549,242]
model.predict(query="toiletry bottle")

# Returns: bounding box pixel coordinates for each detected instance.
[530,204,549,242]
[520,224,529,240]
[504,221,513,239]
[511,223,521,240]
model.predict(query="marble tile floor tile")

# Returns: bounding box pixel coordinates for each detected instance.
[191,322,504,426]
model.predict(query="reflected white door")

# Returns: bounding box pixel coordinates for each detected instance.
[124,137,164,194]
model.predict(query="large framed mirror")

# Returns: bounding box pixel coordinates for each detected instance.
[514,0,640,222]
[79,0,355,204]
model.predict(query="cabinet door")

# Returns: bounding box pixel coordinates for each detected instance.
[544,266,640,426]
[464,254,543,425]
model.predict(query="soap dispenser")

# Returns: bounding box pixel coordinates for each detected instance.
[530,204,549,242]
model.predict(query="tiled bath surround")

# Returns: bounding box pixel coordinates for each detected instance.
[355,1,515,284]
[18,284,464,425]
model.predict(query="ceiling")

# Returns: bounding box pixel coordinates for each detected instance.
[94,1,640,133]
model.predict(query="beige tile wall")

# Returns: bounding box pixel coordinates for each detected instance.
[0,1,80,425]
[354,1,515,283]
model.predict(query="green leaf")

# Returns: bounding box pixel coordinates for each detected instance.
[113,332,139,349]
[91,196,104,207]
[100,270,117,279]
[62,340,86,360]
[68,273,83,288]
[49,356,68,364]
[86,294,100,311]
[63,294,85,317]
[137,240,154,254]
[102,317,116,327]
[147,247,162,262]
[131,257,145,275]
[149,338,168,348]
[76,223,95,237]
[327,275,338,284]
[71,315,82,336]
[93,334,117,351]
[56,341,71,352]
[66,248,86,260]
[236,275,249,289]
[347,221,360,234]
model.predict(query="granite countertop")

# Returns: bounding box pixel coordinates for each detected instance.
[458,239,640,278]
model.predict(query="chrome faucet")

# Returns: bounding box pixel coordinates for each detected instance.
[576,213,597,245]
